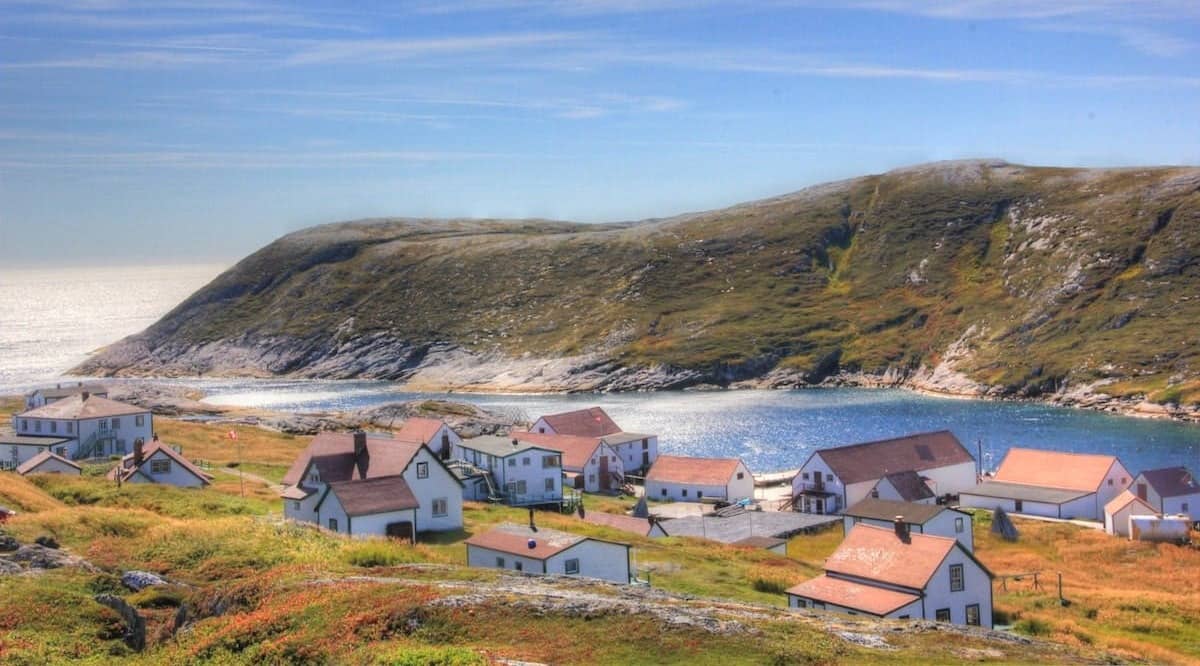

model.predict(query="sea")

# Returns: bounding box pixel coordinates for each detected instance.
[2,264,1198,475]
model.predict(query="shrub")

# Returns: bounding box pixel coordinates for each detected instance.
[376,646,485,665]
[345,541,419,568]
[751,578,788,595]
[128,587,185,609]
[1014,617,1053,636]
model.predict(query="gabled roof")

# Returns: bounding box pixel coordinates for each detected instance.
[825,524,969,590]
[0,432,72,447]
[458,435,556,458]
[1104,489,1156,517]
[581,511,654,536]
[20,394,148,420]
[394,418,446,445]
[842,498,956,525]
[599,432,653,446]
[281,432,424,486]
[993,448,1121,493]
[787,574,920,616]
[108,442,212,485]
[32,383,108,399]
[15,450,81,475]
[506,431,605,471]
[537,407,622,437]
[1136,467,1199,498]
[466,523,594,560]
[961,480,1093,505]
[326,476,419,516]
[645,455,745,487]
[877,470,935,502]
[810,431,974,484]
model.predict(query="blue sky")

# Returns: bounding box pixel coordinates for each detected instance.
[2,1,1198,265]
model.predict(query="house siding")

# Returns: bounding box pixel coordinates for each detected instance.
[646,461,754,502]
[402,447,463,533]
[467,540,631,584]
[128,450,206,487]
[843,512,974,551]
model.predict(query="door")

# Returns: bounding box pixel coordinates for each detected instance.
[642,451,649,468]
[813,473,824,492]
[1137,483,1148,501]
[385,521,414,543]
[599,457,611,491]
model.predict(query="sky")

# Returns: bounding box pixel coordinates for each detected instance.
[1,1,1199,265]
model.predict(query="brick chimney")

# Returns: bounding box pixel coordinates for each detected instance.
[81,391,90,401]
[353,431,367,459]
[133,438,145,467]
[893,515,910,542]
[511,438,519,447]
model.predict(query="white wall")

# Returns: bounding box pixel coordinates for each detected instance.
[491,448,562,504]
[467,544,547,574]
[579,444,624,493]
[871,477,935,505]
[958,492,1079,519]
[22,457,80,476]
[132,449,206,487]
[546,540,631,584]
[922,548,993,628]
[15,413,152,459]
[346,508,419,538]
[843,512,974,552]
[402,447,463,532]
[1163,493,1200,521]
[792,454,846,513]
[1105,500,1154,537]
[1093,461,1133,519]
[646,461,754,502]
[920,461,978,499]
[607,436,658,474]
[284,489,322,524]
[3,443,75,468]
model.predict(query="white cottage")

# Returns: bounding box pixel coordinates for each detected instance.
[451,434,563,505]
[395,417,463,462]
[787,523,993,627]
[466,523,632,583]
[1103,490,1156,538]
[842,498,974,551]
[1130,467,1200,522]
[508,431,624,493]
[10,392,152,463]
[280,430,463,539]
[791,431,977,514]
[530,407,659,474]
[25,382,108,410]
[959,448,1131,521]
[107,440,212,488]
[869,470,937,504]
[14,450,81,476]
[644,455,754,503]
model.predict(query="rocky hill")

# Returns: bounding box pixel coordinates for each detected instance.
[76,160,1200,406]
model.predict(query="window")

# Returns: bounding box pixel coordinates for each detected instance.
[150,459,171,475]
[955,517,964,533]
[292,501,300,510]
[1014,500,1024,512]
[112,417,120,429]
[870,488,879,498]
[1107,479,1114,486]
[588,474,596,483]
[949,564,964,592]
[795,598,806,608]
[538,427,545,433]
[135,415,144,427]
[697,491,703,500]
[516,481,527,495]
[432,498,448,517]
[898,615,910,620]
[508,458,516,467]
[564,558,580,575]
[66,422,74,434]
[514,561,523,572]
[661,488,667,497]
[965,604,981,626]
[737,472,744,480]
[496,557,505,567]
[416,462,429,479]
[20,419,27,430]
[98,419,107,430]
[812,602,825,610]
[308,469,319,482]
[56,447,66,457]
[682,489,688,497]
[542,455,559,468]
[328,518,338,532]
[34,421,41,432]
[802,472,809,480]
[545,477,555,492]
[522,456,530,466]
[50,421,57,434]
[642,438,648,449]
[825,473,833,482]
[935,608,951,622]
[1182,502,1190,512]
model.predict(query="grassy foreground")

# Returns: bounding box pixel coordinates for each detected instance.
[0,416,1193,663]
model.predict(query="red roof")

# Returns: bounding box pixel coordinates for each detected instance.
[538,407,622,437]
[15,450,81,475]
[811,431,974,484]
[787,574,920,616]
[21,394,148,420]
[326,476,419,516]
[395,418,446,445]
[508,431,604,471]
[825,524,957,590]
[645,455,745,486]
[994,448,1121,493]
[281,432,423,486]
[466,523,587,560]
[581,511,653,536]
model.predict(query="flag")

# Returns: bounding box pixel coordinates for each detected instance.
[227,430,238,440]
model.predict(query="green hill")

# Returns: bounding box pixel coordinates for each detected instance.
[76,160,1200,404]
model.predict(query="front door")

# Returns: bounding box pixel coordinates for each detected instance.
[599,457,611,491]
[813,473,824,491]
[1137,483,1148,501]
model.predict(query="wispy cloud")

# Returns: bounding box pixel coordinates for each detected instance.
[0,148,511,170]
[282,31,587,65]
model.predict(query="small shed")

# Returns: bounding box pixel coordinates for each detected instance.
[1104,490,1156,538]
[15,451,82,477]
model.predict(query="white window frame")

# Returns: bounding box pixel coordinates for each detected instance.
[150,458,171,475]
[416,462,429,479]
[949,564,964,592]
[564,558,580,575]
[432,497,448,517]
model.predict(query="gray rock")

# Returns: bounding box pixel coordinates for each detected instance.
[94,594,146,651]
[0,558,22,575]
[34,535,59,549]
[121,570,168,591]
[0,534,19,552]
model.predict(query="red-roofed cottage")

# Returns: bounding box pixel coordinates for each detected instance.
[466,523,632,583]
[959,448,1131,520]
[107,439,212,488]
[530,407,659,474]
[1131,467,1199,522]
[280,428,463,539]
[787,523,993,627]
[508,430,625,493]
[645,455,754,502]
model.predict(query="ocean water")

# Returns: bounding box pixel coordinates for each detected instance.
[1,264,1198,476]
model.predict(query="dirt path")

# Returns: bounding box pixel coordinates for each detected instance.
[214,467,283,492]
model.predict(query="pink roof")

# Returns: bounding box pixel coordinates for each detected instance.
[825,524,957,590]
[15,450,81,475]
[1104,489,1156,516]
[645,455,744,486]
[109,442,212,484]
[995,448,1121,493]
[21,394,148,420]
[395,418,446,445]
[508,431,604,471]
[466,523,587,560]
[538,407,622,437]
[787,574,920,616]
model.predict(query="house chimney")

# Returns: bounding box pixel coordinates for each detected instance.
[81,391,90,401]
[133,438,145,467]
[512,438,519,447]
[353,431,367,459]
[893,515,910,542]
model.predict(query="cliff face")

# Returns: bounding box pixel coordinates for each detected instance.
[75,160,1200,402]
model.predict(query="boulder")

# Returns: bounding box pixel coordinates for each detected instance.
[122,570,169,591]
[0,533,19,552]
[34,535,60,549]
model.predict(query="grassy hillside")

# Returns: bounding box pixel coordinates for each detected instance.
[75,160,1200,403]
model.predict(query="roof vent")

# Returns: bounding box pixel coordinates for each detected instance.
[81,391,90,401]
[893,515,910,542]
[512,439,519,447]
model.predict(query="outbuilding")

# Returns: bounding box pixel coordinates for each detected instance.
[1130,467,1199,523]
[107,440,212,488]
[14,450,81,476]
[466,523,632,583]
[530,407,659,474]
[842,498,974,551]
[1103,490,1157,538]
[959,448,1131,520]
[507,430,625,493]
[645,455,754,503]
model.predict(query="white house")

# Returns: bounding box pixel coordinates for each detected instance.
[959,448,1131,521]
[842,498,974,551]
[280,430,463,539]
[10,392,152,463]
[1,433,73,471]
[451,434,563,505]
[1130,467,1199,523]
[465,522,632,584]
[869,470,936,504]
[14,450,81,476]
[1104,490,1157,538]
[644,455,754,503]
[787,523,993,627]
[25,382,108,410]
[395,417,463,462]
[530,407,659,474]
[508,431,624,493]
[107,440,212,488]
[791,431,977,515]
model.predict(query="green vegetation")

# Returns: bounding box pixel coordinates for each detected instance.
[76,161,1200,401]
